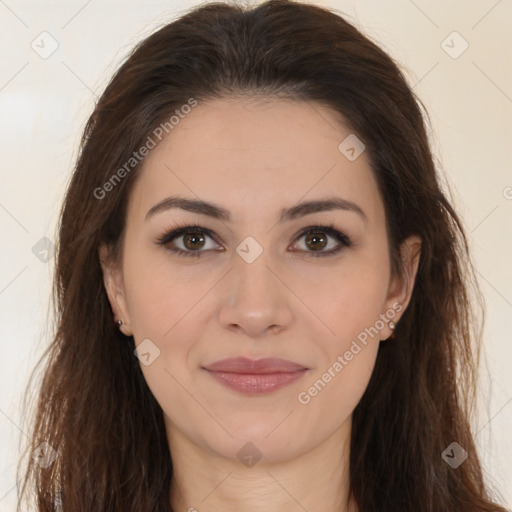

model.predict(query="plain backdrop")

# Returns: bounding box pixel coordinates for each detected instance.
[0,0,511,510]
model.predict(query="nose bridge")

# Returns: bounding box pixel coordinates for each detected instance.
[235,245,273,297]
[218,239,293,336]
[232,242,277,310]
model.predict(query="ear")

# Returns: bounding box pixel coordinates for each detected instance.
[99,243,133,336]
[381,235,422,338]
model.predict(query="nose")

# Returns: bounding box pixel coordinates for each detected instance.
[218,248,294,338]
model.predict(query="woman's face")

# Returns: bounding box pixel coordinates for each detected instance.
[101,97,419,465]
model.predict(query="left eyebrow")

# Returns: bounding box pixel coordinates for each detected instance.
[145,195,367,224]
[278,197,367,224]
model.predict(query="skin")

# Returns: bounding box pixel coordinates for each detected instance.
[100,97,421,512]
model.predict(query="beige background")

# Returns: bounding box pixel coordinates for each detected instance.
[0,0,510,509]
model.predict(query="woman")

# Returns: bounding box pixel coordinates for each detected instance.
[18,0,509,510]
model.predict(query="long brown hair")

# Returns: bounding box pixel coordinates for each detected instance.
[17,1,508,510]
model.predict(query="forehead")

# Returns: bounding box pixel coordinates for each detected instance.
[127,97,384,226]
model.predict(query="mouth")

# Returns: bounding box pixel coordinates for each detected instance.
[202,357,309,395]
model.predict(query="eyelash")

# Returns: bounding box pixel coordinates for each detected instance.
[155,222,352,258]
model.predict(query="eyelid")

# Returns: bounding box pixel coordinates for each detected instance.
[155,222,222,255]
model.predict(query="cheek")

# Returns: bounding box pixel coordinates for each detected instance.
[295,339,378,443]
[294,247,389,407]
[122,246,218,375]
[123,247,208,339]
[121,253,208,425]
[297,250,391,343]
[294,260,388,433]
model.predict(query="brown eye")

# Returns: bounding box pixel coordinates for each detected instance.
[290,225,352,257]
[156,224,220,258]
[182,231,206,250]
[304,231,328,252]
[157,223,351,259]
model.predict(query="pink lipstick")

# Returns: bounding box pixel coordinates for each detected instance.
[202,357,308,394]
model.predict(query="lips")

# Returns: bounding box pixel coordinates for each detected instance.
[202,357,308,394]
[202,357,307,374]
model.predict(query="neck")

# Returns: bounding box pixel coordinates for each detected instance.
[167,418,357,512]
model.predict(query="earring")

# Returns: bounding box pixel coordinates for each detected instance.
[116,320,123,327]
[388,321,396,340]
